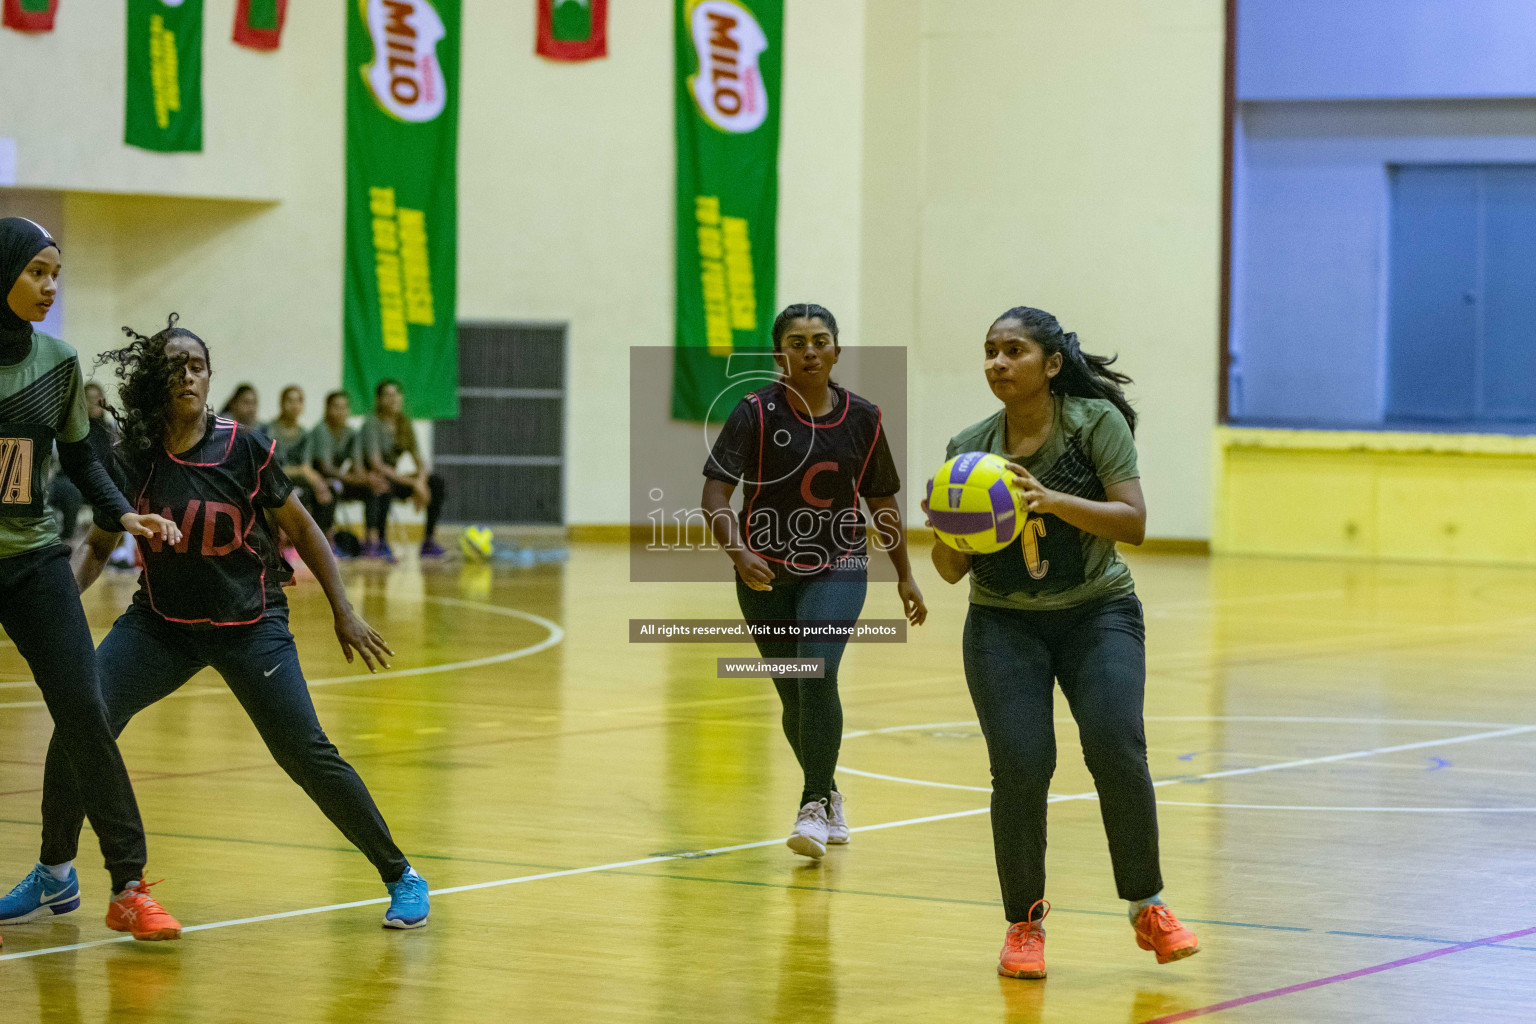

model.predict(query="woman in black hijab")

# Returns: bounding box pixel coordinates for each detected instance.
[0,217,185,942]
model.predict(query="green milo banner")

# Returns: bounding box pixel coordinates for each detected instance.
[672,0,782,422]
[125,0,203,153]
[344,0,461,420]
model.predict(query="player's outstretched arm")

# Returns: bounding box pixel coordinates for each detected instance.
[73,525,122,594]
[57,437,180,548]
[272,491,395,672]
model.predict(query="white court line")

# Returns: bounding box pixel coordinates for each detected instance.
[838,767,991,792]
[841,721,979,740]
[0,807,994,962]
[5,722,1534,961]
[304,602,563,688]
[1189,724,1536,780]
[0,598,563,707]
[1155,801,1536,813]
[839,721,1536,809]
[1141,715,1517,729]
[846,716,1524,736]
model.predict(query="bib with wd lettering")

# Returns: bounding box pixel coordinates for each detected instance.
[125,414,295,627]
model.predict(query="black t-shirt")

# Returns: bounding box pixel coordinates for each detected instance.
[704,383,900,578]
[121,414,295,627]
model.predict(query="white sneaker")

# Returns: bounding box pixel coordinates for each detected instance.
[826,791,849,845]
[786,799,829,859]
[107,533,137,569]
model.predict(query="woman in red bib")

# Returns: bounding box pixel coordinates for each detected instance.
[702,303,926,859]
[5,315,432,931]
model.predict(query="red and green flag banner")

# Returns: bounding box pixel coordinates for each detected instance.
[536,0,606,61]
[344,0,461,420]
[125,0,203,153]
[672,0,782,421]
[3,0,58,33]
[232,0,286,51]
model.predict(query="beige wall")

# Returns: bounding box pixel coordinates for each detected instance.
[0,0,294,200]
[458,0,867,524]
[863,0,1225,539]
[2,1,869,525]
[3,1,1221,534]
[1,0,346,421]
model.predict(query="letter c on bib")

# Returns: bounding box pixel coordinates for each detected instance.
[799,461,839,508]
[1022,516,1049,580]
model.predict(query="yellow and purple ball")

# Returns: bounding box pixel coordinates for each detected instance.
[926,452,1025,554]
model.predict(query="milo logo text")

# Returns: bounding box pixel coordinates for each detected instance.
[362,0,448,123]
[689,0,769,133]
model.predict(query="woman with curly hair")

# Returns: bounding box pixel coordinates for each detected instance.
[0,314,432,931]
[219,382,262,433]
[0,218,183,944]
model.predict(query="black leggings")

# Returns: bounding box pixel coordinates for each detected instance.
[963,596,1162,923]
[303,481,376,535]
[39,603,409,884]
[0,544,147,893]
[366,474,445,542]
[48,475,83,541]
[736,570,868,807]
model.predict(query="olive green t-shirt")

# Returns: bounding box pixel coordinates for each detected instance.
[944,395,1139,611]
[0,331,91,559]
[264,420,309,469]
[306,421,358,475]
[358,415,413,469]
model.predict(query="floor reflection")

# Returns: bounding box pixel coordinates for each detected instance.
[774,863,838,1024]
[1127,987,1191,1023]
[995,973,1046,1024]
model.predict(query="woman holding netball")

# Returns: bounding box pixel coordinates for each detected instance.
[926,306,1197,978]
[0,315,431,931]
[702,303,926,859]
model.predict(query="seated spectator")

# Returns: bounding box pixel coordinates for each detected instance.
[305,390,385,545]
[261,385,332,555]
[359,379,445,561]
[264,384,330,498]
[221,382,263,434]
[48,381,121,541]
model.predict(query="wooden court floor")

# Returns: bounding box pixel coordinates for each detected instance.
[1,543,1535,1023]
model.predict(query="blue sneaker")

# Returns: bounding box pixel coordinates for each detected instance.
[383,867,429,929]
[0,864,81,924]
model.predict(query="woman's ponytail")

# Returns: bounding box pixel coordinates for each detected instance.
[994,308,1136,434]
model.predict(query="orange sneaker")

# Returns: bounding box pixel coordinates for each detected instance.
[998,900,1049,979]
[106,879,181,942]
[1134,902,1199,964]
